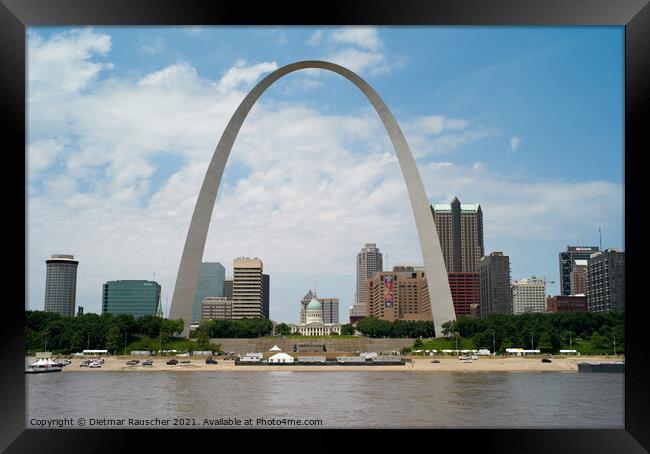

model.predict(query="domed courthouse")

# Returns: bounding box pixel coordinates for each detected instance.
[289,294,342,336]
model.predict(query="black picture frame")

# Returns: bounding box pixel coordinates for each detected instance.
[2,0,648,452]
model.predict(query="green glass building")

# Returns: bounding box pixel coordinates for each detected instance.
[102,280,161,318]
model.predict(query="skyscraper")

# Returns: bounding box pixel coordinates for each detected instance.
[232,257,265,319]
[102,280,161,318]
[447,272,479,317]
[262,273,270,319]
[192,262,225,323]
[431,197,484,273]
[366,266,431,322]
[223,277,233,299]
[587,249,625,312]
[479,252,512,317]
[570,260,588,295]
[44,254,79,317]
[511,276,547,314]
[558,246,599,296]
[353,243,383,317]
[320,297,340,324]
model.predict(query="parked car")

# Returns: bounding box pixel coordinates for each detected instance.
[80,360,91,367]
[542,358,552,363]
[142,360,153,366]
[166,359,179,365]
[431,360,440,363]
[205,358,218,364]
[89,361,101,368]
[179,360,191,364]
[126,360,139,366]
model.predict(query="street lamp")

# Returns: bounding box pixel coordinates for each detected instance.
[531,333,534,351]
[492,331,496,355]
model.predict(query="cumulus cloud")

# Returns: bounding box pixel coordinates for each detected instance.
[510,136,522,152]
[216,59,279,93]
[330,27,382,51]
[140,36,166,55]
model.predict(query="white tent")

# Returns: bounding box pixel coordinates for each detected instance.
[269,345,282,352]
[268,353,294,363]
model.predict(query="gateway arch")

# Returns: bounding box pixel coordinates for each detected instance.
[169,60,456,337]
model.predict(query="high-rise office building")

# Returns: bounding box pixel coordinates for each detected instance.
[102,280,161,318]
[511,276,547,314]
[431,197,484,273]
[201,297,234,320]
[479,252,512,317]
[353,243,383,317]
[44,254,79,317]
[587,249,625,312]
[192,262,225,323]
[320,297,339,324]
[262,274,270,319]
[448,272,479,317]
[300,290,315,323]
[232,257,265,319]
[558,246,599,296]
[366,266,432,322]
[570,260,588,296]
[223,277,233,299]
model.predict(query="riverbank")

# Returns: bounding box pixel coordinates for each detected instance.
[26,355,623,372]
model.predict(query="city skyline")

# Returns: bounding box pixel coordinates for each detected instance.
[27,26,624,324]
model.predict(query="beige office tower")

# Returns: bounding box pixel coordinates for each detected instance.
[232,257,264,319]
[353,243,383,316]
[365,267,432,322]
[430,197,484,272]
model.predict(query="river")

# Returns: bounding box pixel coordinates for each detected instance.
[26,371,623,428]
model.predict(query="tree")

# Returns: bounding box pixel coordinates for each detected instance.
[277,323,292,336]
[340,324,355,336]
[330,331,339,336]
[413,338,424,349]
[105,325,121,355]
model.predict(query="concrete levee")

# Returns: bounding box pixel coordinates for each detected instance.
[210,338,416,355]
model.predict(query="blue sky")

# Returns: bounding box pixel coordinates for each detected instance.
[27,26,624,323]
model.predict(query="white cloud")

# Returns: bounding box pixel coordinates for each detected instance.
[216,59,279,93]
[307,30,324,46]
[28,138,66,179]
[28,28,113,99]
[330,27,382,51]
[140,37,166,55]
[510,136,522,152]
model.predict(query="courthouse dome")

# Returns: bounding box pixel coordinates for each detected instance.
[306,297,322,310]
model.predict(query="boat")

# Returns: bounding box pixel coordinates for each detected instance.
[25,358,63,374]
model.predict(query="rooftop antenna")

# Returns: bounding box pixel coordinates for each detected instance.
[598,226,603,251]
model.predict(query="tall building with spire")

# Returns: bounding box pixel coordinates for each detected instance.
[44,254,79,317]
[352,243,383,318]
[430,197,484,273]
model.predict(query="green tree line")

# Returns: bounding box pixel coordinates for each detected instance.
[193,318,274,339]
[26,311,185,354]
[440,311,624,354]
[355,318,436,338]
